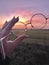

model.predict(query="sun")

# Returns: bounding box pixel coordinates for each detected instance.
[19,17,26,23]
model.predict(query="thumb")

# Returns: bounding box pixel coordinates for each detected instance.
[12,34,29,45]
[0,35,8,44]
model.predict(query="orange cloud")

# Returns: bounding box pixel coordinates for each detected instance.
[0,10,32,29]
[0,10,47,29]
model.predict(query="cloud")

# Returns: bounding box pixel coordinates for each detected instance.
[0,10,32,28]
[0,9,49,29]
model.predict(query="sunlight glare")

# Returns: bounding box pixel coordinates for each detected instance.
[19,17,26,23]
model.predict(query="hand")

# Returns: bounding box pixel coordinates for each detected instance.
[0,16,19,38]
[0,16,28,57]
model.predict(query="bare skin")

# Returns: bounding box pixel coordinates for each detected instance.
[0,16,28,58]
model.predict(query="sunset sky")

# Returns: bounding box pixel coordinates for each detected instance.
[0,0,49,29]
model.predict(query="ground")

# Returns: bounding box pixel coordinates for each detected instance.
[8,29,49,65]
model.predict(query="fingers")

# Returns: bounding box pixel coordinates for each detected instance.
[0,21,7,32]
[0,21,8,35]
[10,16,19,24]
[1,21,8,30]
[1,35,8,42]
[12,34,29,46]
[0,16,19,38]
[0,34,28,57]
[4,34,28,57]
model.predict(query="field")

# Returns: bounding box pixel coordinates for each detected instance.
[9,29,49,65]
[9,29,49,45]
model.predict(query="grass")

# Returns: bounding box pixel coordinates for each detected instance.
[8,29,49,45]
[9,43,49,65]
[8,29,49,65]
